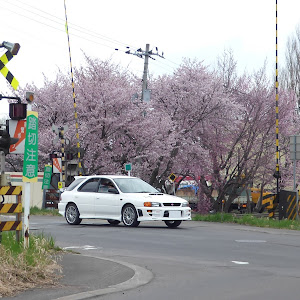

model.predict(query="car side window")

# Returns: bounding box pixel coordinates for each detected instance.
[98,179,116,193]
[78,178,100,193]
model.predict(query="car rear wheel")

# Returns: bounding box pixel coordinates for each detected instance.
[107,219,120,225]
[122,205,140,227]
[66,203,82,225]
[165,220,181,228]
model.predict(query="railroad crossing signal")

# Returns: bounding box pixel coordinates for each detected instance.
[0,50,19,90]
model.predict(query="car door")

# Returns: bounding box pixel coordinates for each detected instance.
[94,178,121,218]
[75,178,100,217]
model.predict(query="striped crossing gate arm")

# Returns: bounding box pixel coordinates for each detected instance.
[0,50,19,90]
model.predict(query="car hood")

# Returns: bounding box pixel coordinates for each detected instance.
[124,193,185,203]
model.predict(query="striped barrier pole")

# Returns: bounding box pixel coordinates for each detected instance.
[273,0,281,201]
[0,186,22,243]
[0,50,19,90]
[63,0,83,176]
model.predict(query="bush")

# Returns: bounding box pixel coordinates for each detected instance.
[0,232,62,297]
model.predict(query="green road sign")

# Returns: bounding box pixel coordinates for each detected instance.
[42,165,52,189]
[22,111,39,182]
[125,163,132,172]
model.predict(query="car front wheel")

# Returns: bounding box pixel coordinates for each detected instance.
[165,220,181,228]
[65,203,82,225]
[122,205,140,227]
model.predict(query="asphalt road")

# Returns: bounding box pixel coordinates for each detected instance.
[31,215,300,300]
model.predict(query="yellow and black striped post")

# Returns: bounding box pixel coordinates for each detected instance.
[64,0,83,176]
[273,0,281,195]
[0,186,22,242]
[0,50,19,90]
[0,220,22,232]
[0,186,22,195]
[0,203,22,214]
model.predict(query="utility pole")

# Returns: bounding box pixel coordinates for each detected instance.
[122,43,164,102]
[142,44,150,102]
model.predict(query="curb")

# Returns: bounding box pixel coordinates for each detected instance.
[55,255,153,300]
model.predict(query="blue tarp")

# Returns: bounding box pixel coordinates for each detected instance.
[177,185,198,195]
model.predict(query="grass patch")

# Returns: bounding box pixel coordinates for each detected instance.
[192,213,300,230]
[30,206,61,216]
[0,232,62,297]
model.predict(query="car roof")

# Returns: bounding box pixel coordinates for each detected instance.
[74,175,137,180]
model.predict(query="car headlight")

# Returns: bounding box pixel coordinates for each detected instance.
[182,202,189,207]
[144,202,161,207]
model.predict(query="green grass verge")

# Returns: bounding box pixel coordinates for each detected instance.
[1,231,62,261]
[192,213,300,230]
[29,206,61,216]
[0,232,62,297]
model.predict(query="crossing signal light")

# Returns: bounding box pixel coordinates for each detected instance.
[0,129,19,155]
[66,153,73,160]
[1,41,20,55]
[26,91,34,103]
[9,103,27,120]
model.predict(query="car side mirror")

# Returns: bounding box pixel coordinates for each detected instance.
[108,188,119,194]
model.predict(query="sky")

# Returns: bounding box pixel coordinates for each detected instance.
[1,0,300,118]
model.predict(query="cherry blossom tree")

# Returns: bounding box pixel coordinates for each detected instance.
[196,53,299,212]
[4,52,299,215]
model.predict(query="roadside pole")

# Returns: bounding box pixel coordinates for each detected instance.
[23,100,38,248]
[290,135,300,220]
[24,102,31,248]
[23,182,30,247]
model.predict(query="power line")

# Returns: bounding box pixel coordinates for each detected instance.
[0,0,138,50]
[0,0,179,75]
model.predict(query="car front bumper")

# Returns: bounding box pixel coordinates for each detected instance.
[136,207,191,221]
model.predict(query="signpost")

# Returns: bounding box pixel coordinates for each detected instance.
[42,165,52,190]
[169,173,177,195]
[52,157,62,174]
[125,163,132,176]
[8,119,26,154]
[23,111,38,182]
[22,110,38,248]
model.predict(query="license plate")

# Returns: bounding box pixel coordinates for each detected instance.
[169,211,181,218]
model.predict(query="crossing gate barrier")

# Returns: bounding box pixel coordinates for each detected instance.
[0,186,22,242]
[251,188,277,217]
[279,190,299,220]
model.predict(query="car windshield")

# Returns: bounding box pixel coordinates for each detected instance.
[66,178,86,191]
[113,178,158,193]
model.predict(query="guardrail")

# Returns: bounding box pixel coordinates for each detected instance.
[0,186,22,243]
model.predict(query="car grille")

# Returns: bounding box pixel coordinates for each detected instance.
[163,203,181,207]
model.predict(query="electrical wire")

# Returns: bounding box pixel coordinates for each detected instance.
[0,0,178,75]
[0,0,138,50]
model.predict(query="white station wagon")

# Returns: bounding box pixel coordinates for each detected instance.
[58,175,191,228]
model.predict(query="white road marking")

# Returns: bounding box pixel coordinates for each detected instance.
[235,240,266,243]
[232,261,249,265]
[63,245,100,251]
